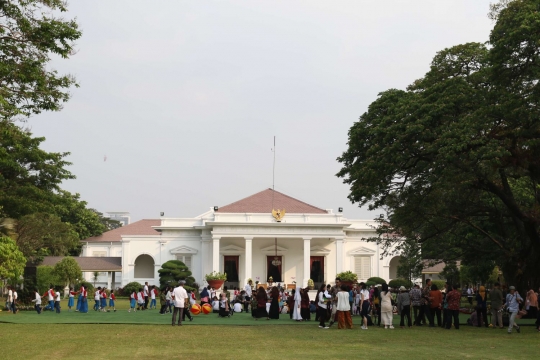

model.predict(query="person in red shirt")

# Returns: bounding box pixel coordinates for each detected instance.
[109,290,117,312]
[445,284,461,330]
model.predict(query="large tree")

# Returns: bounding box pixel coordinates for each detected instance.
[337,0,540,289]
[0,0,81,120]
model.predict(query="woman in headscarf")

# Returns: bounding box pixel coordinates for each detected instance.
[475,286,488,327]
[380,283,394,329]
[301,287,311,321]
[268,286,280,319]
[255,286,269,320]
[293,286,303,321]
[526,288,538,319]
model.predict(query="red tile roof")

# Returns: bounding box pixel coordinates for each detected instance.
[40,256,122,271]
[217,188,327,214]
[83,219,160,242]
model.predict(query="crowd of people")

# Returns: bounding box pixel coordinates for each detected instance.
[10,277,540,334]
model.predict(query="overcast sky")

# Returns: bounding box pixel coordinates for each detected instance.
[28,1,495,222]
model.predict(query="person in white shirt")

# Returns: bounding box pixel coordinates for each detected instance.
[336,285,353,329]
[55,291,61,313]
[171,280,188,326]
[46,285,55,311]
[11,289,18,313]
[150,285,157,309]
[6,287,13,312]
[31,289,42,314]
[244,280,253,312]
[212,296,220,313]
[165,287,173,313]
[233,301,243,313]
[316,284,328,329]
[94,287,101,311]
[144,282,149,310]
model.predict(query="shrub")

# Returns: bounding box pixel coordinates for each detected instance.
[388,278,413,289]
[123,281,142,296]
[367,277,387,285]
[336,271,358,282]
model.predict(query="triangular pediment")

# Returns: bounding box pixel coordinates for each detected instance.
[170,245,198,255]
[260,244,288,254]
[310,246,331,255]
[347,246,376,255]
[220,244,245,255]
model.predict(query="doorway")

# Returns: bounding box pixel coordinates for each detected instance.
[224,256,239,288]
[266,256,282,282]
[310,256,325,289]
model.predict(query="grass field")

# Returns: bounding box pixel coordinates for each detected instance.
[1,298,538,359]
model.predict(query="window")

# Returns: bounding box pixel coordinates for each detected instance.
[354,256,371,280]
[93,251,106,257]
[175,255,192,271]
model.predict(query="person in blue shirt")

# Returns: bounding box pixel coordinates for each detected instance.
[349,287,354,316]
[505,286,523,334]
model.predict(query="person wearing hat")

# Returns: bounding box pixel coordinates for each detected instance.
[397,286,411,328]
[505,286,523,334]
[171,280,188,326]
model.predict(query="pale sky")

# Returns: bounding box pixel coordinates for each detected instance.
[28,1,495,222]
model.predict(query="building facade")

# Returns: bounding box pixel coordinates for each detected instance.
[82,189,400,289]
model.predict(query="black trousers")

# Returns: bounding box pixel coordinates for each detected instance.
[144,296,149,309]
[413,305,422,325]
[476,307,488,327]
[418,305,434,326]
[318,307,327,327]
[244,296,251,312]
[172,307,184,325]
[442,308,449,328]
[182,306,193,320]
[446,309,459,329]
[431,307,441,326]
[160,304,168,314]
[400,305,411,327]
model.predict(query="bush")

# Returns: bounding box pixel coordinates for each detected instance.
[336,271,358,282]
[123,281,142,296]
[388,278,413,289]
[367,277,387,285]
[366,280,376,287]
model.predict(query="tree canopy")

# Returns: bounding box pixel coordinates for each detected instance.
[0,235,26,281]
[0,0,81,120]
[53,256,82,287]
[337,0,540,289]
[158,260,196,291]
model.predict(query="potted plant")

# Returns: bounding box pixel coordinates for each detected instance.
[307,279,314,290]
[205,271,227,290]
[336,271,358,287]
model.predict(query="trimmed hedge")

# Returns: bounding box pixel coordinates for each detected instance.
[388,278,413,289]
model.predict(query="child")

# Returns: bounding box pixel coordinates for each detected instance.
[150,286,157,309]
[183,290,194,322]
[109,290,116,312]
[54,290,61,313]
[68,287,76,312]
[212,296,220,313]
[137,288,145,310]
[166,286,173,313]
[32,289,42,314]
[129,290,137,312]
[94,287,101,311]
[100,288,108,312]
[45,285,55,311]
[218,292,230,318]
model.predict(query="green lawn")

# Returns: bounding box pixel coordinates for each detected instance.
[1,298,538,359]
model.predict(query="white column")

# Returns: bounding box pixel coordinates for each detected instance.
[212,236,220,273]
[303,237,311,287]
[335,237,344,274]
[244,237,253,285]
[201,236,212,282]
[107,271,112,289]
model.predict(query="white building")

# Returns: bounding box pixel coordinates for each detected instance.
[82,189,400,289]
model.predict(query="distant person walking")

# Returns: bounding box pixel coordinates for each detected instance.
[490,282,504,329]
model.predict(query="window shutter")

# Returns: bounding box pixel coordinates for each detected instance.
[184,256,192,271]
[93,251,106,257]
[354,256,371,280]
